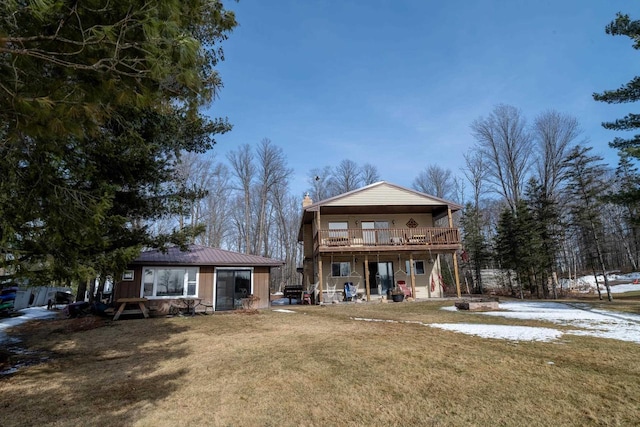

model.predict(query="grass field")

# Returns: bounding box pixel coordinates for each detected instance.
[1,300,639,426]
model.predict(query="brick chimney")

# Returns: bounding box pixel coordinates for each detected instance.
[302,193,313,208]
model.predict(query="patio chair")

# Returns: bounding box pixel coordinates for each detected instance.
[344,282,358,301]
[397,281,412,298]
[304,280,319,305]
[301,292,312,305]
[326,279,337,303]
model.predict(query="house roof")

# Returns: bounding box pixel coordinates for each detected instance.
[131,245,284,267]
[304,181,462,214]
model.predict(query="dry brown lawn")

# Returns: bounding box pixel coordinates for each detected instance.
[1,300,640,426]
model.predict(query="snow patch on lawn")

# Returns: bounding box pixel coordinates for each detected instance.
[429,323,563,342]
[477,301,640,344]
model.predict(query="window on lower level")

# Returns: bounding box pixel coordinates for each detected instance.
[331,262,351,277]
[142,267,198,298]
[405,260,426,275]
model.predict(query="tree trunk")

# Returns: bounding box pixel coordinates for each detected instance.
[76,278,90,302]
[592,267,602,300]
[590,220,613,301]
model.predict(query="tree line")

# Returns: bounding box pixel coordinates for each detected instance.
[460,10,640,301]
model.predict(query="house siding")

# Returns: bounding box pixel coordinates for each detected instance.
[114,266,143,300]
[320,213,434,230]
[252,267,270,309]
[199,266,215,304]
[114,264,273,314]
[325,184,442,206]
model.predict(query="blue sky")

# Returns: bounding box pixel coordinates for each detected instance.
[206,1,640,198]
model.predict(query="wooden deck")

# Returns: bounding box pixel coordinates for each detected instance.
[315,227,461,253]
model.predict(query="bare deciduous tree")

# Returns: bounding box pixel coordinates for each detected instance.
[175,152,215,231]
[533,110,581,199]
[412,165,454,199]
[463,151,488,209]
[270,182,302,289]
[307,166,334,202]
[361,163,381,186]
[255,138,293,256]
[471,104,533,211]
[227,144,255,253]
[331,159,362,194]
[200,162,232,248]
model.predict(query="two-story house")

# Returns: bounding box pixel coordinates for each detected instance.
[298,181,462,302]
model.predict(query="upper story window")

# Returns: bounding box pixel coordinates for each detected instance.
[142,267,198,298]
[362,221,390,245]
[328,221,348,238]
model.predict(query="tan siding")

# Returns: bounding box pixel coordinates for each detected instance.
[253,267,270,309]
[320,213,434,229]
[303,224,314,258]
[325,183,442,206]
[199,266,214,304]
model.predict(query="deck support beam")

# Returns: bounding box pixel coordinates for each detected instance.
[364,255,371,302]
[448,207,462,298]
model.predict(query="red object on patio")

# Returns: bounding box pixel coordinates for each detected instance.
[397,281,412,298]
[302,292,312,305]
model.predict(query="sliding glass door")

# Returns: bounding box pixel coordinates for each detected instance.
[366,261,393,295]
[215,269,252,311]
[361,221,390,245]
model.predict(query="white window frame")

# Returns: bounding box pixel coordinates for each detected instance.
[405,260,426,275]
[141,266,199,298]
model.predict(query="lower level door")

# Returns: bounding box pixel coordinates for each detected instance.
[367,262,393,295]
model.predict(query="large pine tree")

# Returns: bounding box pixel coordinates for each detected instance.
[0,1,237,287]
[593,11,640,215]
[460,203,490,294]
[593,12,640,154]
[562,146,613,301]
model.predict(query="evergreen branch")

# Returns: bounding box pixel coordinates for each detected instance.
[593,76,640,104]
[601,113,640,131]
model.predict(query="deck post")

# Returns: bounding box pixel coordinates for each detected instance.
[448,207,462,298]
[318,256,323,303]
[316,210,323,303]
[409,253,417,299]
[364,255,370,302]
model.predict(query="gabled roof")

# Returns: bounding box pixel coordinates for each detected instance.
[301,181,462,218]
[131,245,284,267]
[304,181,462,210]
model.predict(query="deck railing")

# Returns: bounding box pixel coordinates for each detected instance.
[316,227,460,250]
